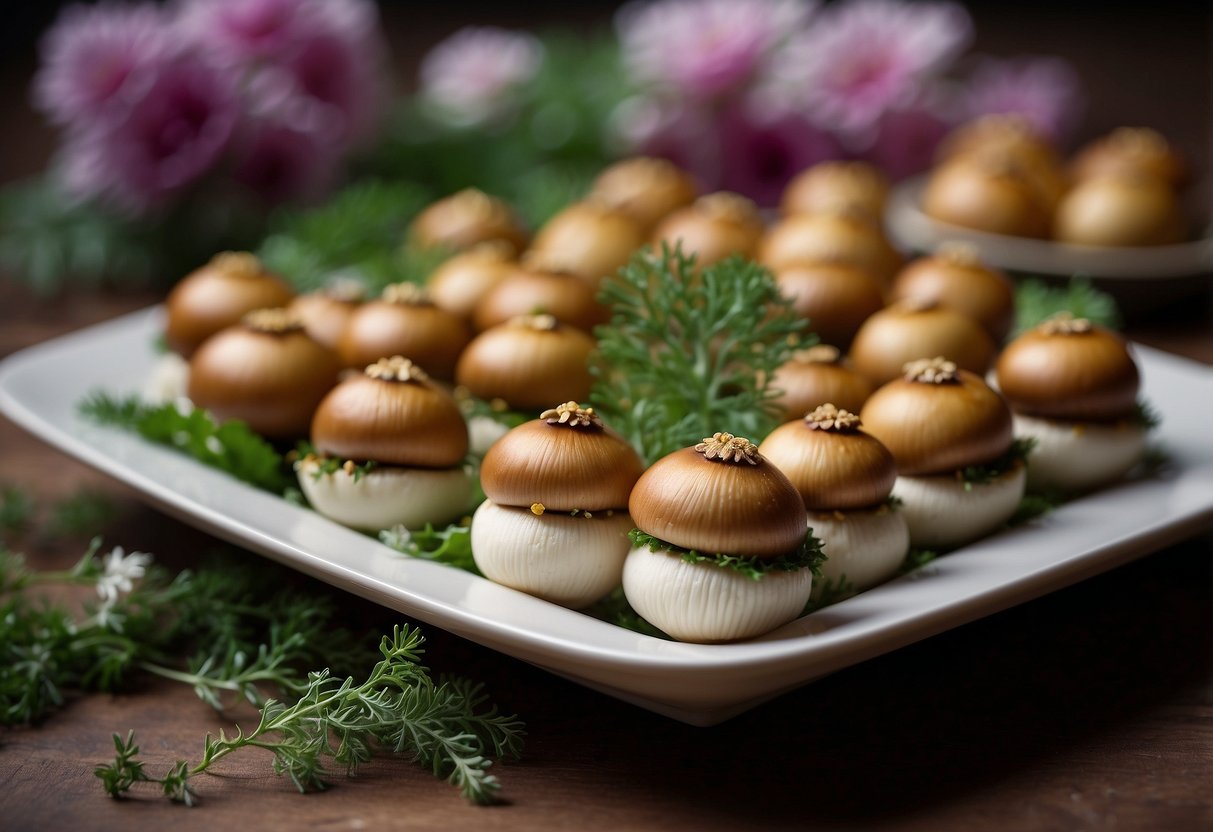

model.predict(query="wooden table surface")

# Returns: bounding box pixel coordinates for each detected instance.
[2,4,1212,831]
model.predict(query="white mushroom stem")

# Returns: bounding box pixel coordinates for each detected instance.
[621,546,814,643]
[892,463,1026,549]
[297,458,472,532]
[467,414,511,456]
[808,506,910,599]
[1013,413,1146,494]
[470,500,634,608]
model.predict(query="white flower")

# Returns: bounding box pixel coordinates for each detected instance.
[96,545,152,604]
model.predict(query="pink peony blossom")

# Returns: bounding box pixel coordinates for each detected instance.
[419,27,544,128]
[961,55,1084,144]
[717,97,841,206]
[176,0,389,148]
[777,0,972,143]
[62,56,240,212]
[33,2,175,128]
[616,0,817,100]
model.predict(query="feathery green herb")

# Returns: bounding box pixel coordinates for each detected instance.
[256,179,436,294]
[957,438,1035,489]
[592,246,808,464]
[1013,277,1122,335]
[803,575,858,614]
[80,393,292,494]
[0,540,369,725]
[628,529,825,581]
[96,625,525,806]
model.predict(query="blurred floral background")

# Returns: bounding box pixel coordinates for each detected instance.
[0,0,1206,294]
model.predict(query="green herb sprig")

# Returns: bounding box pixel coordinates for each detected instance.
[380,522,479,575]
[628,529,825,581]
[96,625,525,806]
[956,438,1036,490]
[256,179,435,294]
[1013,277,1122,335]
[80,393,292,494]
[592,246,808,464]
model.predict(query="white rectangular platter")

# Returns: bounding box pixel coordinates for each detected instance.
[2,306,1211,726]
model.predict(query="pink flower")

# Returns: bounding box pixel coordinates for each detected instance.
[777,0,972,143]
[176,0,389,148]
[32,2,175,128]
[717,97,841,206]
[962,55,1084,144]
[61,55,240,212]
[616,0,817,100]
[860,87,956,180]
[419,27,544,127]
[232,119,336,203]
[609,96,720,188]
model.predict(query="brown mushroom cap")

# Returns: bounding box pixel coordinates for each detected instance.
[425,242,516,320]
[995,317,1140,421]
[524,200,646,287]
[651,191,765,268]
[409,188,529,254]
[1069,127,1187,189]
[921,153,1053,239]
[337,284,471,379]
[859,358,1014,475]
[310,357,468,468]
[849,300,997,386]
[1052,175,1185,247]
[590,156,699,231]
[890,244,1016,343]
[770,345,874,419]
[455,315,596,411]
[289,285,364,351]
[472,266,606,333]
[759,405,897,511]
[758,211,903,290]
[480,402,645,511]
[628,433,808,559]
[187,309,339,439]
[780,161,890,225]
[773,261,886,351]
[165,252,295,358]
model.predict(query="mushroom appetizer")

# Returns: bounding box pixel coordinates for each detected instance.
[288,277,366,351]
[408,187,529,255]
[471,401,644,608]
[758,210,904,291]
[523,199,646,289]
[425,241,516,321]
[455,314,596,454]
[622,432,822,643]
[780,160,890,226]
[860,357,1026,548]
[589,156,698,233]
[848,298,996,387]
[770,345,875,420]
[338,282,471,380]
[651,191,765,268]
[165,251,295,358]
[889,243,1015,344]
[297,356,472,531]
[759,404,908,598]
[188,308,340,439]
[995,315,1149,493]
